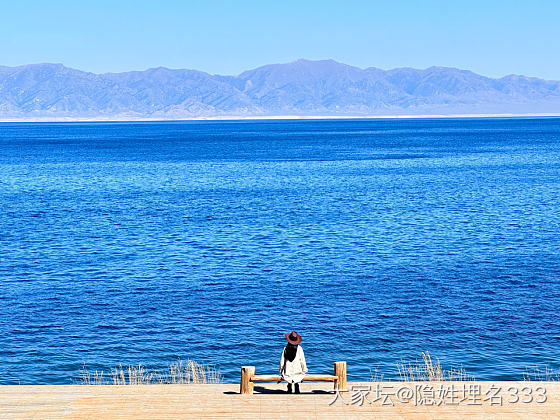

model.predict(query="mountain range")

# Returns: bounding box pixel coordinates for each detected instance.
[1,59,560,120]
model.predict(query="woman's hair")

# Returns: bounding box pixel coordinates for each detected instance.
[283,343,298,362]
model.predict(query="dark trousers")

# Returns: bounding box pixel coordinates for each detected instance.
[287,383,300,393]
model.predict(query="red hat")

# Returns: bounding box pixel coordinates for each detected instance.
[285,331,302,345]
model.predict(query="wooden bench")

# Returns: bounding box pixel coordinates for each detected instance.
[240,361,347,394]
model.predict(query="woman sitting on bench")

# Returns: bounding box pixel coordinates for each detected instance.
[280,331,308,394]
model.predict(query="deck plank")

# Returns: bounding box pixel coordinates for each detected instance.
[0,382,557,419]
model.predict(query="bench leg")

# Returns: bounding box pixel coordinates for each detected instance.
[240,366,255,395]
[334,361,347,391]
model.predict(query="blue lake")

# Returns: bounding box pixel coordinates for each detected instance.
[0,118,559,384]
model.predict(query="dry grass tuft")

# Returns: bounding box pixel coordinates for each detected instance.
[80,364,108,385]
[396,351,474,381]
[369,366,384,382]
[111,363,155,385]
[523,365,560,381]
[162,359,223,384]
[80,360,223,385]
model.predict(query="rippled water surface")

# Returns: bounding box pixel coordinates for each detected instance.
[1,118,559,384]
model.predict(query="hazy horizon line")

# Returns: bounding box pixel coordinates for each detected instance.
[1,59,556,81]
[2,113,560,124]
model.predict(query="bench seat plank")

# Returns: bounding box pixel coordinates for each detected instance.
[251,375,282,382]
[251,374,337,382]
[303,374,338,382]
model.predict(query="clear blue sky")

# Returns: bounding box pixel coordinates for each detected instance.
[1,0,559,79]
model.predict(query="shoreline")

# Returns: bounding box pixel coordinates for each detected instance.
[1,112,560,123]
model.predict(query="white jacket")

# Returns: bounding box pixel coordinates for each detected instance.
[280,346,308,383]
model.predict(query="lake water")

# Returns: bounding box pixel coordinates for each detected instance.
[1,118,559,384]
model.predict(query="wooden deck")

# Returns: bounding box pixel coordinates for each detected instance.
[0,381,558,419]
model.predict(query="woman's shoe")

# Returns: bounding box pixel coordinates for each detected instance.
[287,383,292,394]
[295,383,300,394]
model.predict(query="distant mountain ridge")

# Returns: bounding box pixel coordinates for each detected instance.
[1,59,560,119]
